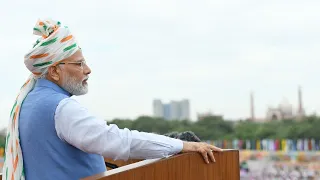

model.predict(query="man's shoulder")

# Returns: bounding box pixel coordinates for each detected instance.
[56,98,84,113]
[25,87,70,109]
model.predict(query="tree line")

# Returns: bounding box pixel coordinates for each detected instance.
[108,115,320,140]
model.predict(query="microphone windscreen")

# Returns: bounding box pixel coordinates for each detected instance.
[164,131,201,142]
[177,131,202,142]
[163,131,180,139]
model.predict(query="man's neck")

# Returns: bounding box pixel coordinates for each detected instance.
[45,76,62,87]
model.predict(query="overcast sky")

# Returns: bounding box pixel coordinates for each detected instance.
[1,0,320,128]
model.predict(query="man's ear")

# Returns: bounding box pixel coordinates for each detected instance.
[47,66,61,81]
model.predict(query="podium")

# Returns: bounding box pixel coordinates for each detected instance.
[0,150,239,179]
[82,149,239,180]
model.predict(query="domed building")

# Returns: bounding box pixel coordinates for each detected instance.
[266,98,294,120]
[278,98,294,119]
[250,86,305,121]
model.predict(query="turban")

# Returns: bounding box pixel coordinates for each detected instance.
[3,19,80,180]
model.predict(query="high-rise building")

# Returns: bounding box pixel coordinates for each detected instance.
[153,99,164,118]
[152,99,190,120]
[180,99,190,120]
[169,101,180,120]
[163,104,171,120]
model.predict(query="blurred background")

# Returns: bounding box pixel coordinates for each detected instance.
[1,0,320,179]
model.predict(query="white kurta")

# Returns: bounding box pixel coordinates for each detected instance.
[54,98,183,161]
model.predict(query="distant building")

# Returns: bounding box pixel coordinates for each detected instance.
[0,128,6,137]
[296,86,306,120]
[180,99,190,120]
[197,112,223,121]
[249,91,255,121]
[163,104,171,120]
[152,99,190,120]
[265,86,306,121]
[169,101,180,120]
[153,99,164,118]
[266,98,294,120]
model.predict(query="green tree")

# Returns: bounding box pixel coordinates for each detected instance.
[106,115,320,140]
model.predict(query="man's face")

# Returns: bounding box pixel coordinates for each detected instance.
[57,50,91,95]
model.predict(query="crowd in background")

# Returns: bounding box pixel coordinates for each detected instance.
[208,138,320,151]
[240,161,320,180]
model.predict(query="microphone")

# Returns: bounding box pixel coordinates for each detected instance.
[164,131,201,142]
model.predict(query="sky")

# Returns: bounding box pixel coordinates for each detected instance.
[1,0,320,128]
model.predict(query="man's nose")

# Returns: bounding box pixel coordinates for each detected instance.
[83,63,91,75]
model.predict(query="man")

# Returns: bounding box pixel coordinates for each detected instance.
[3,19,222,180]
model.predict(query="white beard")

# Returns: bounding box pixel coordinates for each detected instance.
[61,73,88,96]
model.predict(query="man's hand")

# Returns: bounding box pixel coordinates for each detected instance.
[181,142,223,164]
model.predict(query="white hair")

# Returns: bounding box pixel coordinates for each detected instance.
[36,68,49,79]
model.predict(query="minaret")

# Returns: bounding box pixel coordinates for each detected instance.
[250,91,255,121]
[297,86,304,119]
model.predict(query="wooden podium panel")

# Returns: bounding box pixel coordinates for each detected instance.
[83,150,240,180]
[0,150,239,179]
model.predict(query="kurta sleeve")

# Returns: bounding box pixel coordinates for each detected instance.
[54,98,183,160]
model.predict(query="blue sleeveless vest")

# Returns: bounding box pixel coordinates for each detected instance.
[19,79,106,179]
